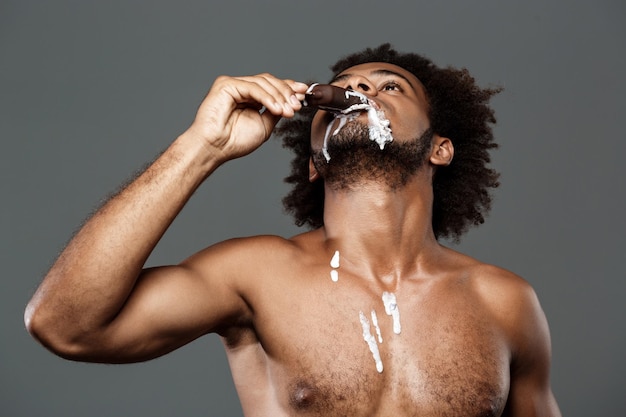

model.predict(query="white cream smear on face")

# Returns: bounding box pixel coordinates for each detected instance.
[382,292,402,334]
[322,90,394,162]
[359,310,384,373]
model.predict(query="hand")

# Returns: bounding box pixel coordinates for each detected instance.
[187,73,309,162]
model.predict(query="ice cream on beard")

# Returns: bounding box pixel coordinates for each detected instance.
[304,84,394,162]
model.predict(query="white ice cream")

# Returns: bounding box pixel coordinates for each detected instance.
[329,250,340,282]
[371,310,383,344]
[359,310,384,373]
[330,250,340,268]
[382,292,402,335]
[321,90,394,162]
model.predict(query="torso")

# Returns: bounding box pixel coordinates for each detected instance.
[220,232,512,416]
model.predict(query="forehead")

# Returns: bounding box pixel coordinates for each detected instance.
[333,62,426,94]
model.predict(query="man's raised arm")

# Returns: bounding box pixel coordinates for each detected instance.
[24,74,308,363]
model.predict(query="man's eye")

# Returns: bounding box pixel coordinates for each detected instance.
[382,82,402,92]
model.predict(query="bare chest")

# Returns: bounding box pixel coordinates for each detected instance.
[240,276,511,416]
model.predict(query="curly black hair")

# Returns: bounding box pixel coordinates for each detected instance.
[276,44,501,241]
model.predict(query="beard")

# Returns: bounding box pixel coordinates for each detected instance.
[311,120,434,191]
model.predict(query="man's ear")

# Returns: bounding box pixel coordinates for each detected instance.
[308,157,320,182]
[429,135,454,167]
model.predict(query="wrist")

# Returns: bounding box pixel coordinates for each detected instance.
[171,129,226,179]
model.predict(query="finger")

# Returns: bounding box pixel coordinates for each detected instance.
[278,78,309,103]
[233,74,296,117]
[288,80,310,92]
[237,74,308,116]
[225,77,285,115]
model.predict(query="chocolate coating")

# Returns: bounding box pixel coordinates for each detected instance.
[304,84,367,112]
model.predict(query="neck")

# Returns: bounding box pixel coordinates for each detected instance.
[321,174,441,284]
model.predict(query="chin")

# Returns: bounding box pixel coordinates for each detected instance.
[312,127,433,191]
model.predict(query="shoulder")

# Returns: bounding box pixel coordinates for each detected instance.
[438,248,535,308]
[437,247,548,349]
[468,262,540,322]
[182,230,323,277]
[184,234,298,269]
[460,259,552,364]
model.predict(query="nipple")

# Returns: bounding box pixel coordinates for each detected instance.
[289,382,318,409]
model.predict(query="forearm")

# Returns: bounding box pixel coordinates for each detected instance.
[25,73,307,358]
[25,132,217,350]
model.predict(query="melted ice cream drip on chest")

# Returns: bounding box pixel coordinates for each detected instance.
[356,294,403,373]
[359,311,384,373]
[371,310,383,343]
[330,250,340,268]
[382,292,402,334]
[305,84,393,162]
[329,250,340,282]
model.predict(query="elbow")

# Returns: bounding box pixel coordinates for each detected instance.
[24,298,48,346]
[24,300,93,361]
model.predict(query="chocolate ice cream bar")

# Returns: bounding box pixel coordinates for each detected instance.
[304,83,369,113]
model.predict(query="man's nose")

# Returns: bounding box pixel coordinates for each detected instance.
[345,76,377,96]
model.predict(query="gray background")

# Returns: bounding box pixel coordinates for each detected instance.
[1,0,624,415]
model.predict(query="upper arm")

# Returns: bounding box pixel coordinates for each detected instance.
[84,238,257,363]
[500,280,561,417]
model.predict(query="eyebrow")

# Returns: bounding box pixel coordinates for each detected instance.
[330,69,416,89]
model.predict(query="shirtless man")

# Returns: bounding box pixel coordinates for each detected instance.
[25,44,561,416]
